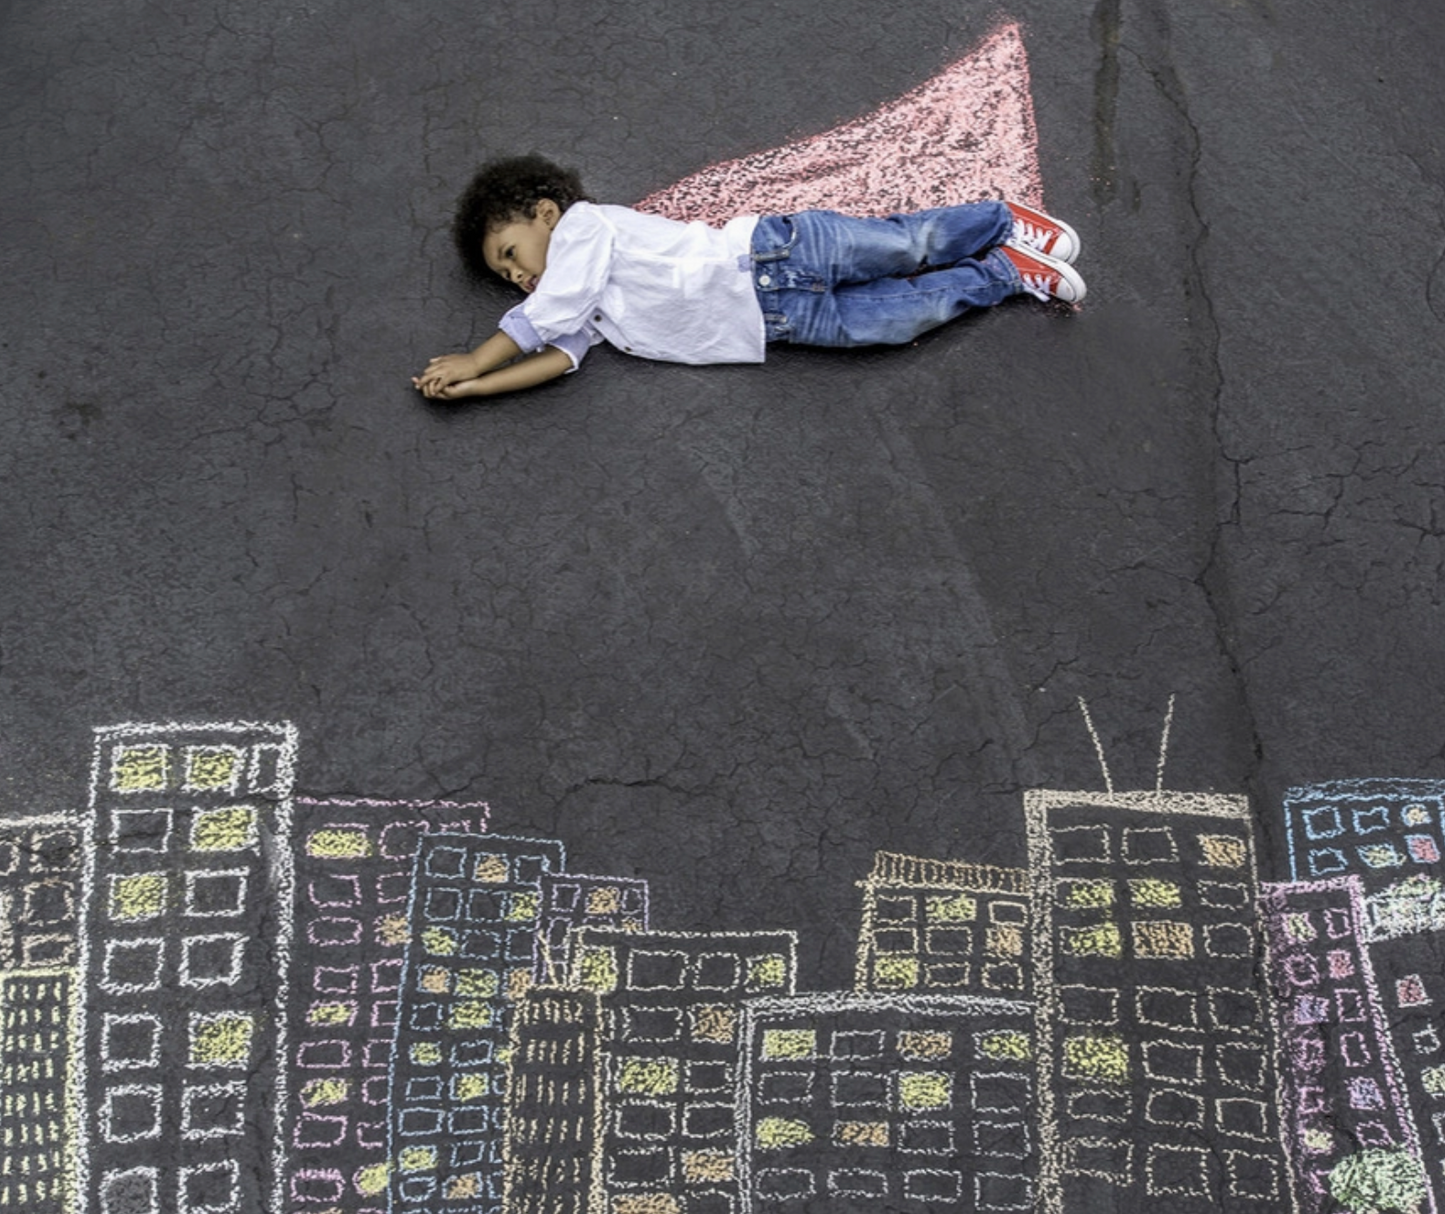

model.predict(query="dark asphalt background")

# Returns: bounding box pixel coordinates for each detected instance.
[3,0,1444,990]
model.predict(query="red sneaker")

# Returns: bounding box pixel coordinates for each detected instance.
[1001,244,1087,304]
[1005,201,1081,263]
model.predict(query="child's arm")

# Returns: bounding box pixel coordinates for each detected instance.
[412,331,573,400]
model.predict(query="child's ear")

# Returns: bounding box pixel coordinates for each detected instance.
[536,198,561,229]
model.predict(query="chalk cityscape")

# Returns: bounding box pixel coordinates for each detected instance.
[2,719,1444,1214]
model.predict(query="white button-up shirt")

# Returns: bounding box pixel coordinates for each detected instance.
[499,202,764,370]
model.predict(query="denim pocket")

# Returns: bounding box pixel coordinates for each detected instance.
[750,214,797,265]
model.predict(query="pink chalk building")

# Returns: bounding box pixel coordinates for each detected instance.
[1258,876,1432,1213]
[282,799,488,1214]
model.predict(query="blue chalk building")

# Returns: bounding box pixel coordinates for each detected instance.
[387,832,565,1214]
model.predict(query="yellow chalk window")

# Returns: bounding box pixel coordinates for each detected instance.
[617,1057,679,1097]
[761,1029,815,1060]
[112,745,169,792]
[1063,1034,1128,1083]
[756,1118,813,1148]
[184,747,242,792]
[189,1013,254,1067]
[190,806,256,852]
[898,1072,952,1111]
[748,955,787,989]
[110,873,166,921]
[926,894,977,922]
[1063,923,1122,958]
[1129,878,1182,908]
[306,828,372,859]
[1063,880,1114,910]
[873,955,920,988]
[576,947,618,993]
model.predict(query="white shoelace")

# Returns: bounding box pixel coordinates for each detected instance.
[1016,270,1056,302]
[1013,217,1055,253]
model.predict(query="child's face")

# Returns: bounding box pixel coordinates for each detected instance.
[483,198,561,293]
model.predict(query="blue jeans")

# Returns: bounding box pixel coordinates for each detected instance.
[749,203,1022,347]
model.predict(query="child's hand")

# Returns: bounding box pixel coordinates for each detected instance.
[412,352,482,398]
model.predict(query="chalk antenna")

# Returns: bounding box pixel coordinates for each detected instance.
[1155,693,1177,793]
[1077,697,1114,794]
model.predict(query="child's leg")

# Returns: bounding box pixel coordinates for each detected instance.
[753,204,1014,286]
[764,248,1022,347]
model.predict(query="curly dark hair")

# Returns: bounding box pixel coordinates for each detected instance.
[452,154,591,279]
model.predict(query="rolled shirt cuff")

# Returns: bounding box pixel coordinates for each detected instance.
[499,306,543,353]
[545,329,593,371]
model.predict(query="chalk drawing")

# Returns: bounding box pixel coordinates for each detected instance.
[284,797,489,1214]
[387,832,565,1213]
[854,852,1030,998]
[1281,779,1445,885]
[1258,876,1433,1213]
[76,721,298,1214]
[17,720,1445,1212]
[1024,789,1290,1213]
[503,987,601,1214]
[1075,699,1114,796]
[735,992,1036,1213]
[1283,779,1445,1209]
[0,969,74,1212]
[535,873,651,987]
[0,815,79,973]
[0,807,81,1212]
[557,928,799,1214]
[637,22,1042,225]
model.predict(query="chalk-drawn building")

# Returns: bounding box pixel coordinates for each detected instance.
[387,832,565,1214]
[1282,779,1445,889]
[0,814,80,971]
[1283,779,1445,1201]
[76,720,298,1214]
[1024,788,1290,1213]
[567,927,798,1214]
[535,872,650,986]
[503,987,603,1214]
[0,969,73,1213]
[854,851,1030,997]
[1362,871,1445,1201]
[0,814,79,1212]
[283,799,488,1214]
[736,991,1036,1213]
[1259,876,1431,1212]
